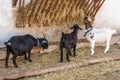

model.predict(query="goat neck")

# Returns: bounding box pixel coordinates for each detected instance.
[72,28,79,34]
[71,29,78,39]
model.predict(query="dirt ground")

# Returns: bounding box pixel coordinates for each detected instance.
[0,36,120,80]
[22,44,120,80]
[22,60,120,80]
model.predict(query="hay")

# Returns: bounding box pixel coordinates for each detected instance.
[15,0,86,27]
[23,61,120,80]
[14,0,105,27]
[0,45,120,79]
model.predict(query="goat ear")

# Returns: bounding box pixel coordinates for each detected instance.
[62,32,64,35]
[69,27,73,29]
[4,42,7,45]
[79,27,83,30]
[42,32,46,39]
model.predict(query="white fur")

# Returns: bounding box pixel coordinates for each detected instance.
[85,27,116,55]
[42,40,47,43]
[7,42,11,45]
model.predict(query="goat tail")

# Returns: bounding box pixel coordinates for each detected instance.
[4,42,11,45]
[111,29,117,34]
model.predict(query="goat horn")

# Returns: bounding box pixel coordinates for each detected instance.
[42,32,46,38]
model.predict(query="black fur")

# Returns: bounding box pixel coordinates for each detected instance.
[37,38,48,50]
[4,34,48,68]
[60,24,82,62]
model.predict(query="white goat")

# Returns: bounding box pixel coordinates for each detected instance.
[84,16,116,55]
[85,27,116,55]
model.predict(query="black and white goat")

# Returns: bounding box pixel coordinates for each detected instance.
[4,34,48,68]
[60,24,83,62]
[84,16,116,55]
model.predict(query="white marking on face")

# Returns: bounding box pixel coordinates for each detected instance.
[8,42,11,45]
[42,40,47,43]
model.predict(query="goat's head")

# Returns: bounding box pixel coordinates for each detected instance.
[69,24,83,31]
[84,16,92,29]
[84,16,91,22]
[37,38,48,50]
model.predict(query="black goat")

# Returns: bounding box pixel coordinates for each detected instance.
[4,34,48,68]
[60,24,82,62]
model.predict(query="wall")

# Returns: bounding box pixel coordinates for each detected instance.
[1,0,119,47]
[0,0,85,47]
[94,0,120,34]
[0,0,57,47]
[0,0,17,47]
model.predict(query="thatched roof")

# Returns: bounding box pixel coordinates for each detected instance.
[13,0,105,27]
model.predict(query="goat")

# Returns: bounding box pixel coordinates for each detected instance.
[60,24,83,62]
[84,16,116,55]
[4,34,48,68]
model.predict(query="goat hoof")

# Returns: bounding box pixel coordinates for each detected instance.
[69,54,72,56]
[104,51,108,53]
[67,60,70,62]
[15,65,18,68]
[24,57,28,60]
[6,66,9,68]
[73,54,77,57]
[90,53,94,55]
[60,61,63,63]
[29,60,32,62]
[91,52,94,55]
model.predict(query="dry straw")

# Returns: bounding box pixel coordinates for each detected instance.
[15,0,105,27]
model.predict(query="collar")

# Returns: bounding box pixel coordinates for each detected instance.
[37,38,40,46]
[84,27,93,36]
[86,27,93,31]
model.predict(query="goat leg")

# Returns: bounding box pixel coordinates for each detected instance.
[24,53,28,60]
[28,50,32,62]
[67,47,72,56]
[60,48,63,62]
[5,48,10,68]
[66,50,70,62]
[90,40,95,55]
[73,46,77,56]
[13,55,18,68]
[104,38,111,53]
[69,50,72,56]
